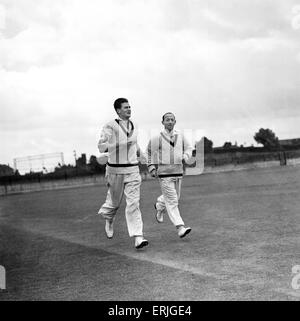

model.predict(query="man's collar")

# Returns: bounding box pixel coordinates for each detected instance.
[163,129,177,136]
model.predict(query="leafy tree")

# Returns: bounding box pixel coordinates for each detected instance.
[88,155,105,174]
[0,164,14,177]
[203,137,213,153]
[223,142,232,149]
[194,137,214,154]
[254,128,279,149]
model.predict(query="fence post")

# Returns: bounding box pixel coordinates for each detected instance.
[279,151,287,166]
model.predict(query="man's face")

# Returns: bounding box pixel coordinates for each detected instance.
[162,113,176,132]
[117,102,131,119]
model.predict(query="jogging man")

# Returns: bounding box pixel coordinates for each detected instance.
[146,112,193,238]
[97,98,148,249]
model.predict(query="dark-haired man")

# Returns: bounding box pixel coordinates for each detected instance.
[97,98,148,249]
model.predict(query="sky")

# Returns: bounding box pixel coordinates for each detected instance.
[1,0,300,171]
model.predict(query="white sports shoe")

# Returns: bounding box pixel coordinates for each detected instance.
[105,219,114,239]
[178,226,192,238]
[135,236,149,249]
[154,204,164,223]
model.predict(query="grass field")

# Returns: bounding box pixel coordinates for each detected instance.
[0,165,300,301]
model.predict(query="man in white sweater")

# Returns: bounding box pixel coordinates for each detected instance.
[146,112,193,238]
[97,98,148,249]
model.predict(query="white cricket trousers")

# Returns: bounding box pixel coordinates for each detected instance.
[156,177,185,227]
[98,172,144,237]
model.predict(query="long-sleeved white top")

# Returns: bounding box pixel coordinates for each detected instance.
[146,129,193,177]
[97,118,140,174]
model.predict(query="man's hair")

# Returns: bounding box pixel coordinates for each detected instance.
[114,98,128,111]
[162,112,175,121]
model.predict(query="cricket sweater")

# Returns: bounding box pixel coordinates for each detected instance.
[146,129,193,178]
[97,118,140,175]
